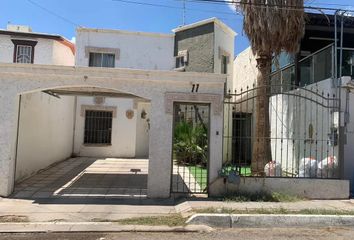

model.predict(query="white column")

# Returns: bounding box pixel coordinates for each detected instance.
[208,103,224,191]
[147,96,173,198]
[0,92,20,196]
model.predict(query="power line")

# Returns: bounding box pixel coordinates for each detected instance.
[186,0,354,13]
[26,0,80,27]
[112,0,242,17]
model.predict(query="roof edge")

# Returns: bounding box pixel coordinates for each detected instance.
[76,27,174,38]
[172,17,237,37]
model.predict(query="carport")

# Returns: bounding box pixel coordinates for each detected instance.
[0,63,225,199]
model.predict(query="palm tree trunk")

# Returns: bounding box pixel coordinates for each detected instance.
[251,54,272,175]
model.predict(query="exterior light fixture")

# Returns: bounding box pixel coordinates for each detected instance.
[141,109,147,119]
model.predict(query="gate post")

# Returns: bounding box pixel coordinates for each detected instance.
[0,92,20,197]
[147,96,173,198]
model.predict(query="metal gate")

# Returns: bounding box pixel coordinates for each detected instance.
[223,82,340,179]
[171,103,210,194]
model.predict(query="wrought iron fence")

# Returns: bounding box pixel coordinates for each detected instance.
[223,83,340,179]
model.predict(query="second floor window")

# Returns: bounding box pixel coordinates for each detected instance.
[175,50,188,69]
[16,45,33,63]
[176,56,186,68]
[11,39,37,64]
[221,55,228,74]
[89,52,115,68]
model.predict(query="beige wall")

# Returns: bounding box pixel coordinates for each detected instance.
[73,96,145,158]
[15,92,75,182]
[233,47,257,91]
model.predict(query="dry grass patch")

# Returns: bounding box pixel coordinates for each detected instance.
[0,215,29,222]
[93,214,187,227]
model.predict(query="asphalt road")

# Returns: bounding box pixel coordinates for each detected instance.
[1,227,354,240]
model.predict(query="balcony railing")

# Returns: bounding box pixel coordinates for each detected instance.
[271,44,354,88]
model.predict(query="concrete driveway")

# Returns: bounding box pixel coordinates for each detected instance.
[11,157,149,199]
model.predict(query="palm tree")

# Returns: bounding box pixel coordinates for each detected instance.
[236,0,305,175]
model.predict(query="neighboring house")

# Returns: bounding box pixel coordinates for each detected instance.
[0,24,75,65]
[0,24,76,182]
[232,13,354,193]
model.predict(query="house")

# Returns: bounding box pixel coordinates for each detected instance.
[72,18,235,160]
[231,13,353,195]
[0,18,233,199]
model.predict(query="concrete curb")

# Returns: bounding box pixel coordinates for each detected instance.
[0,222,214,233]
[186,214,354,228]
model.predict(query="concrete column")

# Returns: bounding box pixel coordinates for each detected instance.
[147,95,173,198]
[0,92,20,197]
[208,103,224,193]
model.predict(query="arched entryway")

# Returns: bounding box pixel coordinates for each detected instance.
[0,64,225,199]
[11,86,151,199]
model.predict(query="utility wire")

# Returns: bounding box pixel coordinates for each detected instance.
[186,0,354,13]
[112,0,242,17]
[26,0,81,27]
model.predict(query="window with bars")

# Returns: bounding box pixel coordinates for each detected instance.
[16,45,32,63]
[89,52,115,68]
[11,39,37,64]
[84,110,113,145]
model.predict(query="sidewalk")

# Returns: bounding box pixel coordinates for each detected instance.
[0,197,176,222]
[0,197,353,223]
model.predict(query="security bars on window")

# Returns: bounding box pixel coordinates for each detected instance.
[84,110,113,145]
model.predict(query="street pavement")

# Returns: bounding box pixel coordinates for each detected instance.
[1,227,354,240]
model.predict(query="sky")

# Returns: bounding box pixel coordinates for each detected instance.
[0,0,353,55]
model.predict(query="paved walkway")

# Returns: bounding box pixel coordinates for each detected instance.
[12,157,201,200]
[12,157,149,199]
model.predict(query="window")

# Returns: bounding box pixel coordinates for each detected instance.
[11,39,37,64]
[221,55,228,74]
[175,50,188,69]
[176,56,185,68]
[84,110,113,145]
[89,52,115,68]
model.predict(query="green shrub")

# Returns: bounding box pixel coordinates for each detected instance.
[174,121,207,166]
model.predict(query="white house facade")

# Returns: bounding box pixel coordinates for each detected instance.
[0,19,232,199]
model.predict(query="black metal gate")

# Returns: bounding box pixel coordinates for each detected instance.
[171,103,210,194]
[223,83,340,179]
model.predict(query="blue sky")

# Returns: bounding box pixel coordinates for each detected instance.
[0,0,352,54]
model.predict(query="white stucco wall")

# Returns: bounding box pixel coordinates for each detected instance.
[0,34,74,66]
[341,77,354,192]
[75,28,175,70]
[73,96,139,158]
[135,102,151,158]
[15,92,75,182]
[214,23,235,163]
[214,23,235,90]
[0,35,14,63]
[268,78,341,178]
[233,47,258,90]
[0,64,226,198]
[52,40,75,66]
